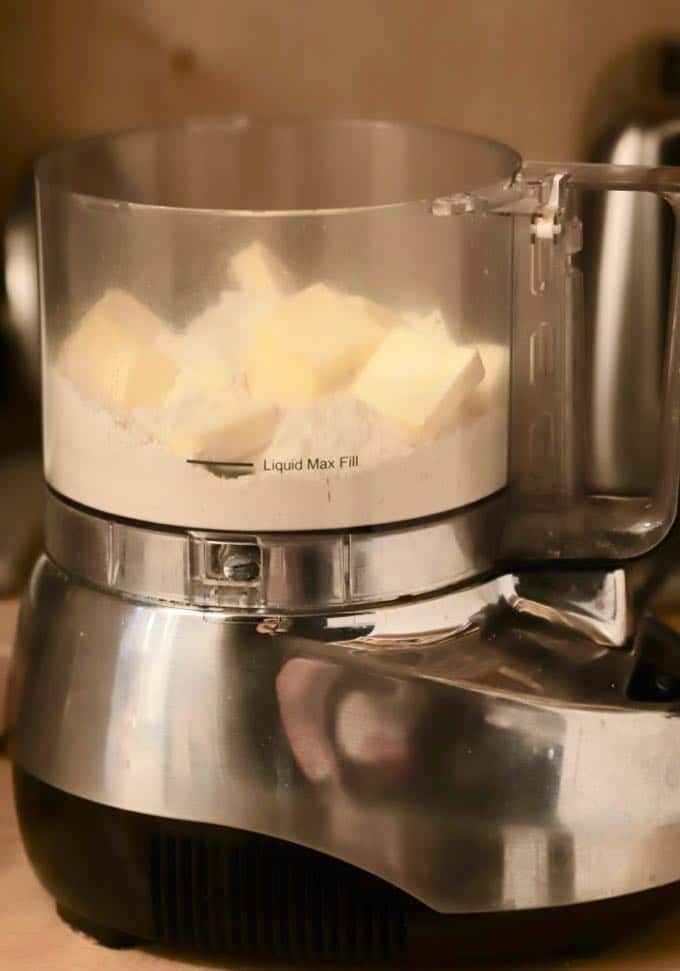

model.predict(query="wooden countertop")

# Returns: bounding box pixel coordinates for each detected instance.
[0,599,19,731]
[3,752,680,971]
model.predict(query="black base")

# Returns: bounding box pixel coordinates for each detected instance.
[13,766,680,964]
[56,903,139,949]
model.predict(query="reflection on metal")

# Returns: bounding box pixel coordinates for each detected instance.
[3,174,40,393]
[586,93,680,498]
[503,570,629,647]
[589,125,667,494]
[45,489,504,610]
[10,556,680,913]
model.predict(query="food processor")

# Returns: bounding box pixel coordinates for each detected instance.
[8,117,680,963]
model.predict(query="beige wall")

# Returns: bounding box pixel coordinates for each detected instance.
[2,0,680,217]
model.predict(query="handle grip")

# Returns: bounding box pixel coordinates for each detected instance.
[503,160,680,562]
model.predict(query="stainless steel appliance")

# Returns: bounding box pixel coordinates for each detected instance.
[8,118,680,963]
[0,169,43,601]
[586,38,680,608]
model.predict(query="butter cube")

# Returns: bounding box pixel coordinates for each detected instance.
[172,351,236,398]
[162,391,278,460]
[351,325,484,444]
[464,342,510,417]
[229,241,292,295]
[407,309,452,347]
[59,289,178,410]
[246,283,397,407]
[161,328,238,400]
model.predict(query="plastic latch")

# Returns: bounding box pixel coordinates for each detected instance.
[528,174,571,294]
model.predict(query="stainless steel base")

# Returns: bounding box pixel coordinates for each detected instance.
[9,552,680,914]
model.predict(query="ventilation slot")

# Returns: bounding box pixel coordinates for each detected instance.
[150,831,407,962]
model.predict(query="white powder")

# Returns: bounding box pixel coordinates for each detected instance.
[45,288,508,530]
[46,368,507,530]
[181,290,263,361]
[157,290,260,398]
[265,394,410,471]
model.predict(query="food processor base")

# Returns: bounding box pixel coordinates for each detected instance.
[14,766,680,964]
[55,905,139,951]
[10,531,680,962]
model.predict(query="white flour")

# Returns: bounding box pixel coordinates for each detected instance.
[265,394,410,471]
[46,370,507,530]
[45,289,508,530]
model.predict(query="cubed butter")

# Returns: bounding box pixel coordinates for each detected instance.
[351,325,484,444]
[161,330,237,399]
[464,342,509,418]
[229,241,292,295]
[246,283,397,407]
[170,352,236,399]
[162,391,278,460]
[59,289,178,410]
[407,309,452,347]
